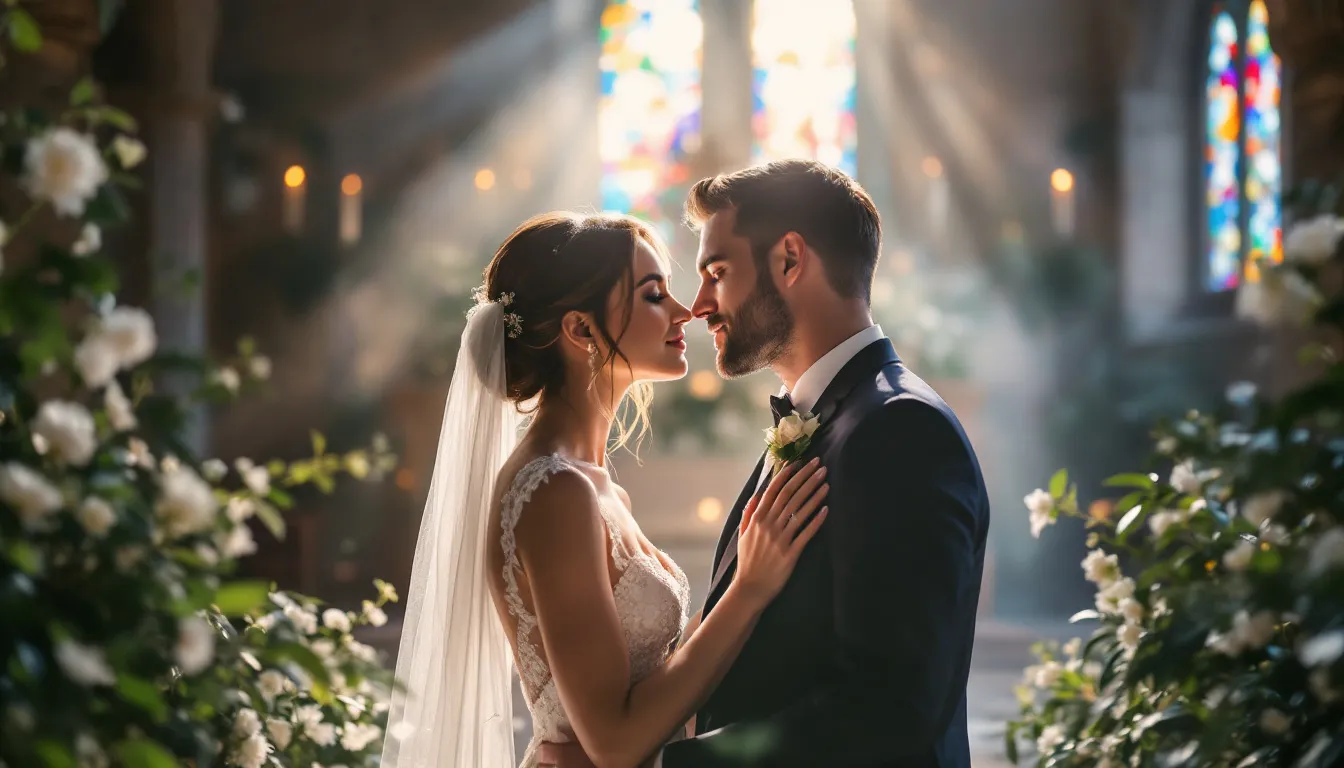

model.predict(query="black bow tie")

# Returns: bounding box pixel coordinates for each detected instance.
[769,394,795,426]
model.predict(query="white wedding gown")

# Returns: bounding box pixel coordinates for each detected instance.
[498,454,692,767]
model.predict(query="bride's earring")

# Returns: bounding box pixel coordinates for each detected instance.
[588,343,600,373]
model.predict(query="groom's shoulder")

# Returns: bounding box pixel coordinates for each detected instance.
[840,363,965,442]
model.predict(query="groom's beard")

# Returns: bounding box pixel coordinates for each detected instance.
[714,274,793,378]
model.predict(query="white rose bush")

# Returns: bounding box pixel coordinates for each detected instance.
[0,14,399,768]
[1008,202,1344,766]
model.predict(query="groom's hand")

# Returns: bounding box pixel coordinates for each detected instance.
[536,740,598,768]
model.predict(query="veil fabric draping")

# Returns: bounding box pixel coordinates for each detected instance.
[381,300,524,768]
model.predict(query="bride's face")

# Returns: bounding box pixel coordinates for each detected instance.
[603,239,692,383]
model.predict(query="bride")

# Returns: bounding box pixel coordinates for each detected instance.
[380,212,829,768]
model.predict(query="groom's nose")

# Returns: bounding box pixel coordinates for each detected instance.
[691,283,716,321]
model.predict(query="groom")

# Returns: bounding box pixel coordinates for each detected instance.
[552,160,990,767]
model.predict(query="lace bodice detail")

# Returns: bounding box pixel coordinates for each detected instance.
[499,454,691,767]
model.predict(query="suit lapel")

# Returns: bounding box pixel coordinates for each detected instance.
[702,339,901,613]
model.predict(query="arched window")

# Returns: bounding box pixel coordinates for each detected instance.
[1204,0,1282,291]
[750,0,857,176]
[598,0,703,241]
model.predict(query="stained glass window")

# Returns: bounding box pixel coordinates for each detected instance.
[1206,8,1242,291]
[1204,1,1283,291]
[750,0,857,176]
[1243,0,1283,282]
[599,0,703,240]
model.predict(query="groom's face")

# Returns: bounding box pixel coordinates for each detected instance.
[692,209,793,378]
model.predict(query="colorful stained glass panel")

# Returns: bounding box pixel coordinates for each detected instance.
[1243,0,1282,283]
[599,0,702,240]
[750,0,857,176]
[1205,8,1242,291]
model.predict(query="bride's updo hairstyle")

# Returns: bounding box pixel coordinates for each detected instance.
[480,211,667,449]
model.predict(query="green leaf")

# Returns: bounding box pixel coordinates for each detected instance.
[253,500,286,539]
[33,740,75,768]
[84,183,132,225]
[1048,468,1068,498]
[114,738,177,768]
[1103,472,1156,490]
[7,9,42,52]
[1004,720,1020,764]
[98,0,125,33]
[1116,503,1147,540]
[92,105,137,132]
[6,540,44,575]
[269,643,333,703]
[70,77,96,106]
[213,580,271,616]
[115,673,168,721]
[1068,609,1101,624]
[311,430,327,456]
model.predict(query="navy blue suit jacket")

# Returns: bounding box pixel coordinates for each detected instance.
[661,339,990,767]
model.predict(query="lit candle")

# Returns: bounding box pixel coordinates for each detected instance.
[1050,168,1075,238]
[283,165,306,234]
[340,173,363,245]
[923,156,948,242]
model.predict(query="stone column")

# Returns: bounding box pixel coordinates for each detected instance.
[140,0,219,453]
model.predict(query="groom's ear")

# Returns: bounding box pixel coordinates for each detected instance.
[777,232,808,287]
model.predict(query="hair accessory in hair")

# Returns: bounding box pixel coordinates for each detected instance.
[470,286,524,339]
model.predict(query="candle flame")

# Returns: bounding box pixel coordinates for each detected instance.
[284,165,306,188]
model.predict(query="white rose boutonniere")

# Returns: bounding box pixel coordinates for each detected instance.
[764,410,820,469]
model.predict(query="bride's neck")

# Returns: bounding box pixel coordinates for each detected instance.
[530,373,631,467]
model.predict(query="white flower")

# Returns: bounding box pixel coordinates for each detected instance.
[1095,578,1135,615]
[266,718,292,750]
[71,223,101,256]
[258,670,288,702]
[1117,622,1143,652]
[156,467,219,538]
[110,135,146,169]
[114,545,144,571]
[248,356,272,380]
[235,458,270,495]
[75,732,108,768]
[219,523,257,558]
[1307,528,1344,577]
[294,704,324,730]
[202,458,228,482]
[1242,490,1289,527]
[322,609,352,633]
[310,638,336,659]
[1300,630,1344,667]
[194,544,219,567]
[227,497,255,523]
[1062,638,1082,658]
[362,600,387,627]
[33,400,97,466]
[23,127,108,217]
[1236,267,1322,326]
[1284,214,1344,265]
[1259,522,1290,546]
[233,708,262,739]
[309,722,337,747]
[228,732,271,768]
[0,221,7,273]
[1023,488,1056,538]
[97,307,157,368]
[1309,668,1338,703]
[340,722,383,751]
[55,640,116,686]
[345,639,378,663]
[284,604,318,635]
[1147,510,1181,537]
[103,381,137,431]
[77,497,117,537]
[74,336,120,388]
[1031,661,1062,689]
[1119,598,1145,625]
[175,616,216,675]
[0,462,64,527]
[213,367,241,394]
[1169,461,1202,495]
[1155,436,1178,455]
[220,94,246,123]
[1259,708,1291,735]
[1081,549,1120,587]
[1222,539,1257,572]
[1036,723,1067,755]
[1223,610,1277,652]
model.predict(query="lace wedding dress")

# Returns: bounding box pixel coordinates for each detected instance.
[498,454,692,768]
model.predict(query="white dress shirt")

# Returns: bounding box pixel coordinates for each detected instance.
[653,325,886,768]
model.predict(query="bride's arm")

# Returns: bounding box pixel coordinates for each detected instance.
[517,466,825,768]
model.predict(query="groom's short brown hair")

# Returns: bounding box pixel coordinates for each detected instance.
[684,159,882,302]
